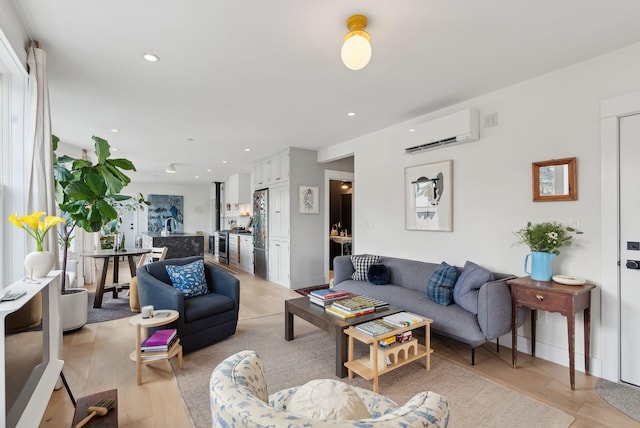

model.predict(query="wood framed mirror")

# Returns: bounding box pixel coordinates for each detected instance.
[532,157,577,201]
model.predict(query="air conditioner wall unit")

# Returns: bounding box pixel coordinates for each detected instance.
[402,108,479,154]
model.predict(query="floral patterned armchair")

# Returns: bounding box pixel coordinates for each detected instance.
[210,350,450,427]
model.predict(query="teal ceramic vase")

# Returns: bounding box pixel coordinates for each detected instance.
[524,251,555,281]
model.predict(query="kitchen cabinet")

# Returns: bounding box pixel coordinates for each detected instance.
[239,235,254,274]
[269,185,289,239]
[253,159,270,189]
[226,173,251,204]
[269,239,290,287]
[229,234,240,268]
[268,150,289,185]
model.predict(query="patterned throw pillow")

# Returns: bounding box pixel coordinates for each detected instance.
[426,262,459,306]
[165,259,209,299]
[350,255,380,281]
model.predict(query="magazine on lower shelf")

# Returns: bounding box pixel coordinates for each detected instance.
[355,319,398,336]
[142,334,179,352]
[382,312,423,328]
[141,338,180,357]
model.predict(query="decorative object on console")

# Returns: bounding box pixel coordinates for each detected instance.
[299,185,319,213]
[405,160,453,232]
[514,221,583,281]
[552,274,586,285]
[9,211,65,279]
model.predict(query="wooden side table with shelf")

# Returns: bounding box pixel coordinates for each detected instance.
[128,309,183,385]
[507,276,595,390]
[344,318,432,392]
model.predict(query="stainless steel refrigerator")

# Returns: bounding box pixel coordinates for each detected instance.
[253,189,268,279]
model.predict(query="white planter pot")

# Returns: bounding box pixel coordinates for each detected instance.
[61,288,88,332]
[24,251,55,279]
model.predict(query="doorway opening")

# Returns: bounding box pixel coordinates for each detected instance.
[324,170,354,283]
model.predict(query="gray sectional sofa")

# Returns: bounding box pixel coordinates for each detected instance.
[333,255,521,364]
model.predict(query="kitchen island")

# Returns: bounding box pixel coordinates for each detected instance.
[142,232,205,259]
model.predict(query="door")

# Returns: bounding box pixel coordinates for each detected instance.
[619,112,640,387]
[121,209,137,249]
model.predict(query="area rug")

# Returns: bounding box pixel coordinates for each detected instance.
[294,284,329,296]
[171,313,574,428]
[86,291,133,324]
[596,378,640,422]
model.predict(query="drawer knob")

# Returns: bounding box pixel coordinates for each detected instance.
[536,294,544,301]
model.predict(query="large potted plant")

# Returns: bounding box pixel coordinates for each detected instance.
[53,135,143,330]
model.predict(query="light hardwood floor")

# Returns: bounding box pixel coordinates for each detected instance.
[40,261,638,427]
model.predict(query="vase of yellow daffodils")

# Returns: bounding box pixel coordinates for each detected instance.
[9,211,65,279]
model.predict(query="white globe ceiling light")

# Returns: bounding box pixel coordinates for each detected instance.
[341,15,371,71]
[165,163,176,173]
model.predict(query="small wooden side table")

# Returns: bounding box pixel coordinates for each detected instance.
[128,309,183,385]
[344,318,432,392]
[507,276,595,390]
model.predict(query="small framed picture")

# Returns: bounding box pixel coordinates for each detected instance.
[299,185,319,214]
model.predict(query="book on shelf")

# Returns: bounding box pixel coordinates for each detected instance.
[325,305,375,319]
[382,312,423,328]
[308,289,351,300]
[355,319,398,336]
[141,329,178,351]
[140,338,180,357]
[142,335,179,352]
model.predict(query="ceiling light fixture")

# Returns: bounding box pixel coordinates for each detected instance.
[143,53,160,62]
[341,181,352,190]
[165,163,176,173]
[347,112,356,117]
[341,14,371,71]
[110,128,119,133]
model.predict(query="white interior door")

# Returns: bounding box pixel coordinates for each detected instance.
[121,209,137,249]
[619,112,640,387]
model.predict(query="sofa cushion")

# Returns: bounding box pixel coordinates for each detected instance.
[287,379,370,420]
[351,255,380,281]
[183,292,235,323]
[453,261,494,314]
[427,262,458,306]
[166,259,209,298]
[367,263,390,285]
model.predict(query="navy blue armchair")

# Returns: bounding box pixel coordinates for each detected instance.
[137,256,240,353]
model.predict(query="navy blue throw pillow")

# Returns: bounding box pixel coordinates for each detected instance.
[427,262,459,306]
[367,263,390,285]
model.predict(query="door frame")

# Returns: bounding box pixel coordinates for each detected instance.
[324,170,354,283]
[601,90,640,382]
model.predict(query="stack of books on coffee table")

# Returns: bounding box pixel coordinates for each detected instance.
[308,289,352,307]
[325,295,389,319]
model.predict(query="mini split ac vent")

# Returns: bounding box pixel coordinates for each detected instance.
[402,109,479,154]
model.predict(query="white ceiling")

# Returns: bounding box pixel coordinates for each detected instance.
[13,0,640,184]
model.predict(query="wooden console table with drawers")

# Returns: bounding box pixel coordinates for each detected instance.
[507,276,595,390]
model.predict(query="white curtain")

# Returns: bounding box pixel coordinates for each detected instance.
[25,42,59,265]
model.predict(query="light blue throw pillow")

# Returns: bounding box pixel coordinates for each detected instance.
[453,261,494,314]
[165,259,209,299]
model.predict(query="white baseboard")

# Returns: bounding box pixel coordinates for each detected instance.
[495,334,602,377]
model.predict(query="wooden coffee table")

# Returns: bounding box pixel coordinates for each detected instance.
[284,296,403,377]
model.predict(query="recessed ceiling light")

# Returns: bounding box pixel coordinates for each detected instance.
[112,147,118,152]
[222,160,228,164]
[110,128,119,133]
[244,148,250,152]
[347,112,356,117]
[207,169,212,172]
[143,53,160,62]
[195,175,200,179]
[409,128,415,132]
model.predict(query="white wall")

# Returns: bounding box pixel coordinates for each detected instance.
[125,182,212,235]
[318,41,640,379]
